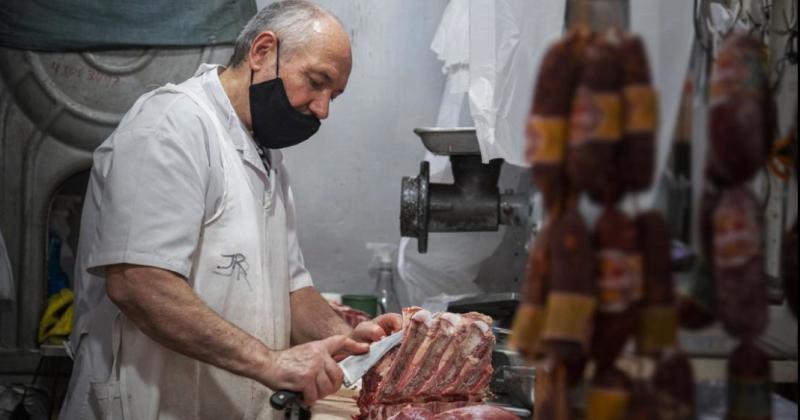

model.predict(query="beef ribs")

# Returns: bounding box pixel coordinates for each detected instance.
[356,308,496,420]
[387,405,518,420]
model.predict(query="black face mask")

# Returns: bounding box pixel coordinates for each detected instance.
[249,41,320,149]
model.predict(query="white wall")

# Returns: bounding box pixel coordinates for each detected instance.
[257,0,450,294]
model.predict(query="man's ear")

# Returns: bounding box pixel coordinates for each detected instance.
[248,31,278,74]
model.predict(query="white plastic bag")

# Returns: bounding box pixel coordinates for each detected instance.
[0,228,14,302]
[468,0,567,167]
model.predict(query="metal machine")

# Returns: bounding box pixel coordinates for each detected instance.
[400,128,530,253]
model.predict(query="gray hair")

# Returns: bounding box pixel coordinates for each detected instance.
[228,0,334,67]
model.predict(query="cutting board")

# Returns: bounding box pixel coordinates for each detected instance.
[312,387,359,419]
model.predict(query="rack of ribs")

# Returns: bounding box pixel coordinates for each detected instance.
[386,405,518,420]
[356,307,500,420]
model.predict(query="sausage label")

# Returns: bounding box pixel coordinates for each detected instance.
[711,44,766,101]
[623,85,658,134]
[597,250,644,312]
[542,292,596,345]
[636,305,678,354]
[727,379,772,418]
[570,87,622,144]
[510,303,546,354]
[713,200,760,268]
[586,388,630,420]
[527,116,568,163]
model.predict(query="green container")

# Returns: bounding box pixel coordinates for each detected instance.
[342,294,378,317]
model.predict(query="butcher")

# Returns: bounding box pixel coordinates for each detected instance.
[58,1,402,419]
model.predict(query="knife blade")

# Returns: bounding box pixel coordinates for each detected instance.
[340,331,403,387]
[270,331,404,411]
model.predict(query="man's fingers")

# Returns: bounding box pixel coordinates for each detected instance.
[314,370,334,401]
[359,323,386,342]
[324,356,344,390]
[322,335,369,356]
[302,383,318,407]
[377,313,403,333]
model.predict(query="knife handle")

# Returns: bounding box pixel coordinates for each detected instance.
[270,390,304,410]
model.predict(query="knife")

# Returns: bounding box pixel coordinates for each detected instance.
[340,330,403,387]
[270,331,403,411]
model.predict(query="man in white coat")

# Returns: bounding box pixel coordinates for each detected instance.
[59,1,402,419]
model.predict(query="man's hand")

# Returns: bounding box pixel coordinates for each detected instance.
[262,335,368,405]
[350,313,403,344]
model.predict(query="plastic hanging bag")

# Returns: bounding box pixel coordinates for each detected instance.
[468,0,567,167]
[0,228,13,302]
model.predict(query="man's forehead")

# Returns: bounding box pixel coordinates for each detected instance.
[302,27,351,86]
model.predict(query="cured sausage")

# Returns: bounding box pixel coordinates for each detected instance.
[590,207,642,367]
[635,211,678,356]
[567,33,624,204]
[707,33,771,185]
[541,209,597,376]
[527,31,587,211]
[586,368,631,420]
[618,34,657,193]
[711,187,767,338]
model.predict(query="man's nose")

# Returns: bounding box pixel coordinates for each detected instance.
[309,97,330,120]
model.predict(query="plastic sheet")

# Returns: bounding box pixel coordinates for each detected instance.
[468,0,567,167]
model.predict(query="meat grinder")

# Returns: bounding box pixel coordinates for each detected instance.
[400,128,530,253]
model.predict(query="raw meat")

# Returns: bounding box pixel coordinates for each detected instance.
[329,300,372,328]
[357,308,496,420]
[387,405,518,420]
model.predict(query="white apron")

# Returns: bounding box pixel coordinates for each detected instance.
[85,79,291,420]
